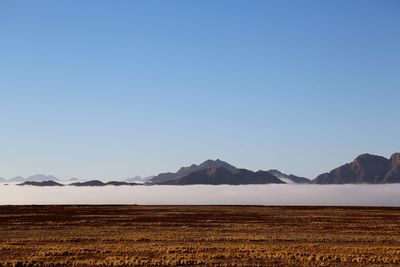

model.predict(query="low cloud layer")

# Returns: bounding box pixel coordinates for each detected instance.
[0,184,399,206]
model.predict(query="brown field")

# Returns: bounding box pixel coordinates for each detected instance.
[0,206,399,266]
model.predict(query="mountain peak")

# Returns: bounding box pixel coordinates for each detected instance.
[314,152,399,184]
[354,153,385,161]
[202,159,219,164]
[198,159,238,173]
[149,159,239,184]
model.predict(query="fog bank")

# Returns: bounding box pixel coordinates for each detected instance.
[0,184,399,206]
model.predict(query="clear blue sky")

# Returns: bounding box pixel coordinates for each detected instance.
[1,0,399,180]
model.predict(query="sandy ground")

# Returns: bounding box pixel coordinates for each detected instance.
[0,205,399,266]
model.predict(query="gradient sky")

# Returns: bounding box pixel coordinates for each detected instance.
[1,0,399,180]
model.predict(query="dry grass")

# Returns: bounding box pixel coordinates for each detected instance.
[0,205,399,266]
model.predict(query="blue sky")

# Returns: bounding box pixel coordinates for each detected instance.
[1,0,399,180]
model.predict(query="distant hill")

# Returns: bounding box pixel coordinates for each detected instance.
[19,180,63,186]
[7,175,59,183]
[26,174,58,182]
[313,153,400,184]
[105,181,138,186]
[160,167,285,185]
[69,180,139,186]
[70,180,105,186]
[0,177,6,183]
[267,170,310,184]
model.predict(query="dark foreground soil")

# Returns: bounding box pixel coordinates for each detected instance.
[0,205,399,266]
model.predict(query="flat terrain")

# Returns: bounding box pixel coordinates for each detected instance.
[0,206,399,266]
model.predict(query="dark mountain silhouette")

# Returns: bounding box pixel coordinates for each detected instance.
[70,180,105,186]
[69,180,139,186]
[313,153,400,184]
[19,180,63,186]
[149,159,238,184]
[157,167,284,185]
[267,170,310,184]
[105,181,138,186]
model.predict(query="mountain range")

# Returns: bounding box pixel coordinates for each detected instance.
[3,152,400,186]
[147,159,308,185]
[19,180,139,187]
[7,175,59,183]
[159,168,285,185]
[70,180,138,186]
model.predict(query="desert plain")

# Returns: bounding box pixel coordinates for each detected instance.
[0,205,399,266]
